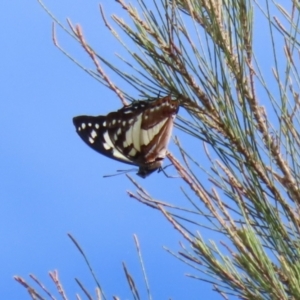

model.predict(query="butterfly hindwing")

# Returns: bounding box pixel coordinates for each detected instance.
[73,95,180,177]
[139,96,179,164]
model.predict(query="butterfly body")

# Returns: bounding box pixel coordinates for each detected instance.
[73,95,179,178]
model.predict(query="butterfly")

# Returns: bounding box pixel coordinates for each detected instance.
[73,95,179,178]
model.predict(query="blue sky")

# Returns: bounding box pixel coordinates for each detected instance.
[1,1,233,299]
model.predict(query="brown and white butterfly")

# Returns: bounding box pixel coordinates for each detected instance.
[73,95,179,178]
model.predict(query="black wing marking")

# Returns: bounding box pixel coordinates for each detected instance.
[73,115,134,165]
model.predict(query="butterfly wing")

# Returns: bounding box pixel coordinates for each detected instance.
[73,115,135,165]
[103,102,146,163]
[104,95,179,169]
[139,95,179,164]
[73,95,179,177]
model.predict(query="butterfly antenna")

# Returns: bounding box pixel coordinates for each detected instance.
[103,168,137,178]
[158,164,180,178]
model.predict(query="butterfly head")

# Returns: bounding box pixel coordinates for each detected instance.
[136,160,163,178]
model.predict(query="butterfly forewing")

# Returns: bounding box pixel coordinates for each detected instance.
[73,115,133,165]
[73,95,180,177]
[105,105,143,161]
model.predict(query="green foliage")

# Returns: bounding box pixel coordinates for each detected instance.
[18,0,300,299]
